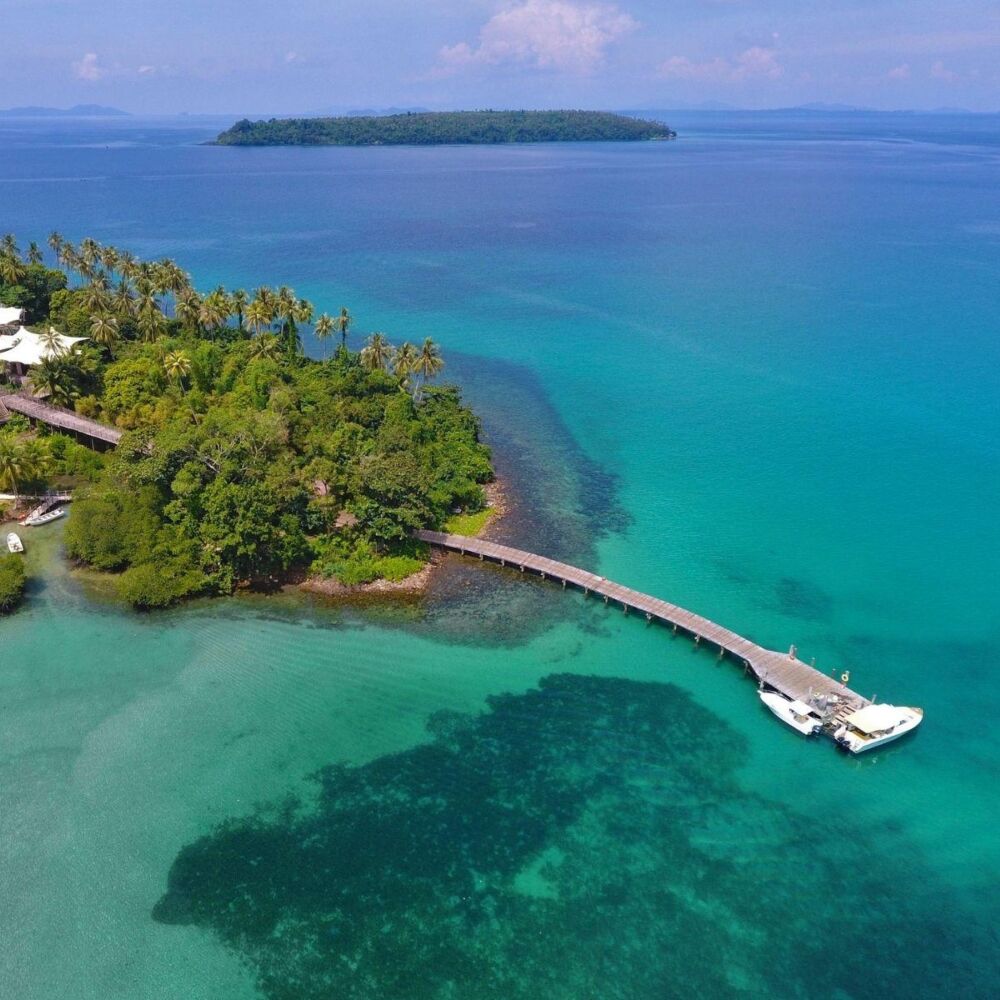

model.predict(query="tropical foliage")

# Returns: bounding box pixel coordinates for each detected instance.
[0,235,493,607]
[0,553,26,612]
[215,110,676,147]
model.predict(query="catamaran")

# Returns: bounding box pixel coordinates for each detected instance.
[758,689,822,736]
[24,508,65,527]
[6,532,24,553]
[833,703,923,754]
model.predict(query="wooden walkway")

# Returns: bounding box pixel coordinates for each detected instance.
[417,530,871,725]
[0,393,121,446]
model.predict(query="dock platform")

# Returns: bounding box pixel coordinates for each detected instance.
[417,530,871,729]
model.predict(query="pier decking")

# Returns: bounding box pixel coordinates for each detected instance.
[417,530,871,728]
[0,393,121,447]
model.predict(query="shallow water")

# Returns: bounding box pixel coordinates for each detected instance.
[1,113,998,998]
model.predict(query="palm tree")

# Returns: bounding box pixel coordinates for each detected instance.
[20,437,51,485]
[112,276,135,318]
[0,253,24,286]
[27,242,43,265]
[392,342,419,391]
[136,305,165,343]
[0,435,28,497]
[38,327,67,359]
[118,250,138,280]
[100,246,120,275]
[287,298,314,354]
[231,289,248,334]
[413,337,444,400]
[248,333,283,362]
[360,333,393,372]
[28,357,79,407]
[199,290,230,340]
[1,234,20,258]
[90,313,120,350]
[163,350,192,387]
[82,279,110,314]
[314,313,335,357]
[175,289,202,334]
[47,231,64,257]
[245,298,270,337]
[335,306,352,351]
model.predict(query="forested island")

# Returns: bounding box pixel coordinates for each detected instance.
[0,234,493,609]
[214,110,675,147]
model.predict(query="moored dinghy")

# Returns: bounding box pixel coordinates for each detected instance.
[24,508,66,527]
[6,531,24,553]
[759,689,822,736]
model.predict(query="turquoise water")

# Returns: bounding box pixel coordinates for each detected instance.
[1,113,998,998]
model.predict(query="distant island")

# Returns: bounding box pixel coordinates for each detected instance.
[214,110,675,147]
[0,104,130,118]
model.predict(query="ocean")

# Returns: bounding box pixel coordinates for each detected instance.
[1,111,998,998]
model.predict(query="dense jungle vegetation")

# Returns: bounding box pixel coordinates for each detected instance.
[0,233,492,608]
[215,110,675,146]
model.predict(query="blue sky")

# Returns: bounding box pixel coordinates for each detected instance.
[5,0,999,114]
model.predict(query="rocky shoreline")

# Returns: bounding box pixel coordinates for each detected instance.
[297,477,510,600]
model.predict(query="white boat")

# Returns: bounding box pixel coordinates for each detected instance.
[6,532,24,553]
[834,703,923,754]
[759,689,822,736]
[24,508,65,527]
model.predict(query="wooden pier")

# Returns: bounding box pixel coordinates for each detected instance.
[0,393,121,448]
[417,530,871,728]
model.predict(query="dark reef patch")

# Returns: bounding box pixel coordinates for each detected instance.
[154,674,986,1000]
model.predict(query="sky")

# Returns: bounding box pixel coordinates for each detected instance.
[3,0,999,115]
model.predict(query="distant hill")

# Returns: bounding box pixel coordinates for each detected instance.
[214,110,676,147]
[0,104,130,118]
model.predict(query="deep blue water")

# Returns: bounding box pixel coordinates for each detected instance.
[1,113,998,998]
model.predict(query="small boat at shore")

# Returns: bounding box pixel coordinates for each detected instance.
[24,508,65,527]
[759,689,822,736]
[6,532,24,553]
[834,703,923,754]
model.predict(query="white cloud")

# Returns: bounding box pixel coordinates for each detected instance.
[886,63,911,80]
[285,51,302,64]
[73,52,105,82]
[658,46,783,82]
[930,59,958,81]
[138,65,156,76]
[435,1,637,77]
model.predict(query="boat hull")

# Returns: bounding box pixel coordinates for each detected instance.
[759,690,821,736]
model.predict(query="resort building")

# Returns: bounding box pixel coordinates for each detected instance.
[0,326,88,372]
[0,306,25,329]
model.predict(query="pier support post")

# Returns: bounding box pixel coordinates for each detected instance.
[622,603,628,614]
[646,613,653,623]
[672,623,678,634]
[561,579,566,589]
[603,595,609,605]
[695,635,701,646]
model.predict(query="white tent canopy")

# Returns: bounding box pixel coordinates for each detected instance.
[0,326,88,367]
[0,306,25,326]
[844,703,904,734]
